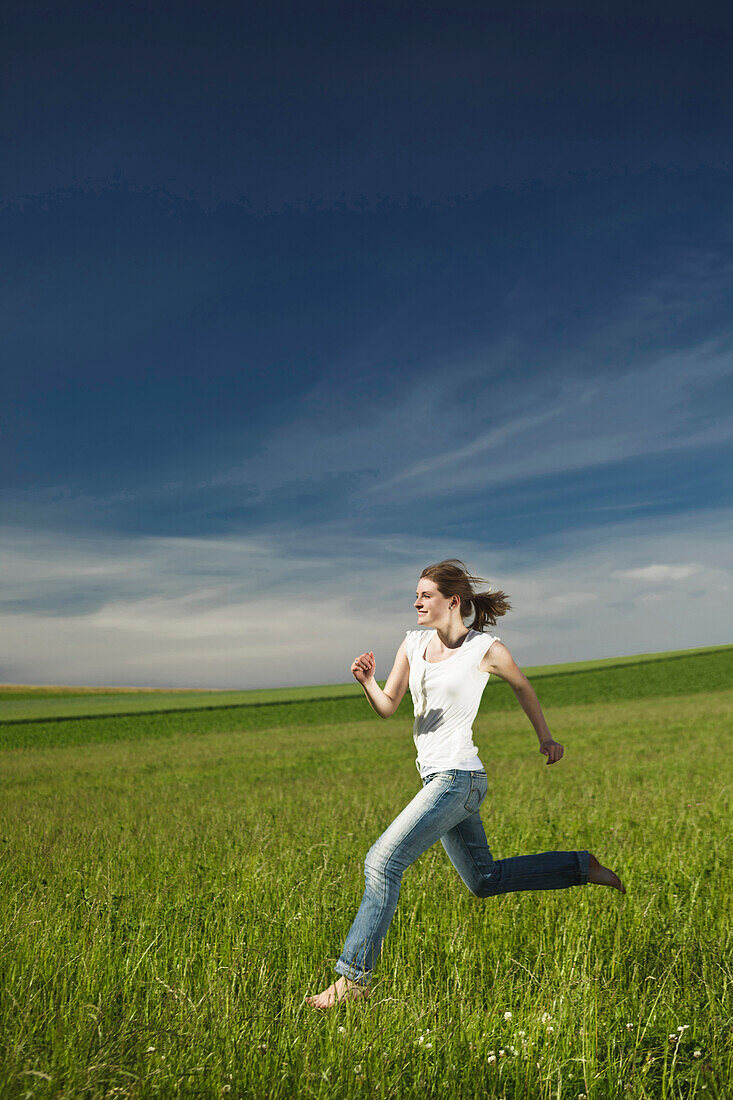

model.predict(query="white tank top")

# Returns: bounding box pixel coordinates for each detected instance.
[405,628,501,777]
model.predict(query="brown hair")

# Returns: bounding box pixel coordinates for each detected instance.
[420,559,511,632]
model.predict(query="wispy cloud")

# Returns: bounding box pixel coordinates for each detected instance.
[614,564,702,582]
[378,406,564,489]
[367,343,732,502]
[185,237,733,525]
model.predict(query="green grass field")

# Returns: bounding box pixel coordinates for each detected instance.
[1,646,731,1098]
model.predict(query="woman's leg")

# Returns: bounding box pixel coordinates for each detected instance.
[306,771,475,1006]
[335,771,477,983]
[442,811,590,895]
[440,771,591,895]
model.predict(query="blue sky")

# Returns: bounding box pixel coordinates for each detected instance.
[2,0,732,687]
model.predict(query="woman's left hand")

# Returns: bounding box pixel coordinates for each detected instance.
[539,739,564,765]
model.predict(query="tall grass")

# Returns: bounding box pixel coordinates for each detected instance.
[0,654,731,1097]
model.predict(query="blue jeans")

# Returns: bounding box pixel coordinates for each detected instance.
[335,769,590,987]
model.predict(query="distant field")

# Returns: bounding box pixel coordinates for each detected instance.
[0,645,730,751]
[0,682,368,723]
[1,648,731,1098]
[0,643,729,726]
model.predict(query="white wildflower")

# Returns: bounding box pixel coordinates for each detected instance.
[626,1023,633,1031]
[145,1047,156,1054]
[517,1030,526,1037]
[546,1025,554,1034]
[499,1049,505,1056]
[487,1054,496,1064]
[338,1026,346,1034]
[694,1050,702,1058]
[504,1011,512,1020]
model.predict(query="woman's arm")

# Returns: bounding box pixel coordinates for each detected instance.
[479,641,564,765]
[352,640,410,718]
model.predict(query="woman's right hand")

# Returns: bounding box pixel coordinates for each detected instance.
[351,651,375,684]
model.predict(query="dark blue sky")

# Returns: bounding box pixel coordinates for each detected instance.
[2,0,732,686]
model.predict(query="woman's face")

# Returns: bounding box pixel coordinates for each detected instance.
[414,577,454,625]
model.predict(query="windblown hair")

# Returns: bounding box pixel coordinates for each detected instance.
[420,559,511,632]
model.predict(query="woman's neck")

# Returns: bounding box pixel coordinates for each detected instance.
[433,623,471,650]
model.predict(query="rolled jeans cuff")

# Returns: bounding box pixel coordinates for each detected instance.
[334,957,372,988]
[576,849,590,885]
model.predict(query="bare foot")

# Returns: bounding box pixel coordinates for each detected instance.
[306,975,370,1009]
[587,853,626,894]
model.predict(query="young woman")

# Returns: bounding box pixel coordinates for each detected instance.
[306,559,624,1009]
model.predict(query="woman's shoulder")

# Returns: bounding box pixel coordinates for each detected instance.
[467,629,502,654]
[404,628,432,660]
[471,628,500,641]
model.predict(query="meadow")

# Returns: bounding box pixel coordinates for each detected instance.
[1,646,731,1098]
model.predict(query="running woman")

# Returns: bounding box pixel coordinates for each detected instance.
[306,559,624,1009]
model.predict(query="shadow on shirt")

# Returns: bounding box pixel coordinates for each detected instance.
[414,707,444,735]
